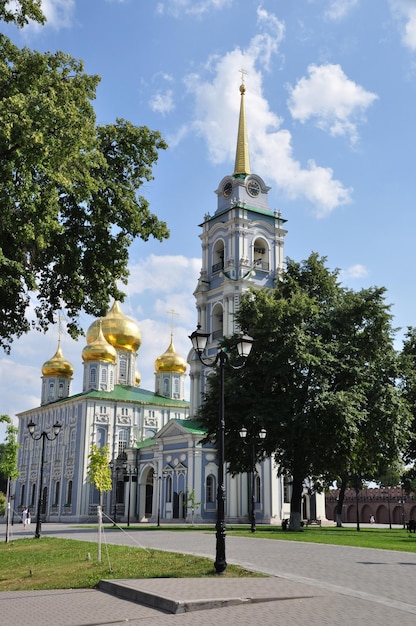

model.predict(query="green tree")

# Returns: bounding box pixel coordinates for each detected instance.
[0,415,19,540]
[0,0,45,27]
[398,327,416,487]
[87,444,112,509]
[198,254,409,530]
[0,23,169,352]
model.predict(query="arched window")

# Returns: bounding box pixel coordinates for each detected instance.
[67,480,73,506]
[253,238,269,271]
[20,484,25,507]
[90,367,96,385]
[163,377,169,395]
[58,381,64,398]
[255,475,261,504]
[166,475,172,503]
[118,429,128,455]
[54,481,60,506]
[119,357,127,380]
[97,428,106,449]
[31,483,36,507]
[206,475,215,503]
[174,377,180,395]
[48,381,55,400]
[212,240,225,273]
[211,303,224,340]
[101,368,107,388]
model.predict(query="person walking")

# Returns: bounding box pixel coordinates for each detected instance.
[22,506,28,529]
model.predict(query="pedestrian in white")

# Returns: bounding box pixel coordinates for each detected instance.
[22,506,28,529]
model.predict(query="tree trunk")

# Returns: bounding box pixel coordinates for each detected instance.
[335,476,347,527]
[289,474,304,531]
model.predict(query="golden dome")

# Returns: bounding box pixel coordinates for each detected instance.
[42,344,74,378]
[154,337,187,374]
[135,370,141,386]
[86,301,142,353]
[82,323,117,363]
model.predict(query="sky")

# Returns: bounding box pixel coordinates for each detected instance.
[1,0,416,441]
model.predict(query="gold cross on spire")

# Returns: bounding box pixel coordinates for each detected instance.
[239,68,247,84]
[167,309,179,337]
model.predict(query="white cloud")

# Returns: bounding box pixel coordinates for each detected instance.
[340,264,369,280]
[287,63,378,145]
[27,0,76,29]
[149,89,175,115]
[156,0,232,18]
[325,0,359,21]
[389,0,416,51]
[184,17,351,216]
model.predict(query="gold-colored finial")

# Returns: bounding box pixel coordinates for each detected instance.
[233,69,251,176]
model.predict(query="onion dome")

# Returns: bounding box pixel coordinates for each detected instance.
[154,336,187,374]
[86,301,142,353]
[82,323,117,363]
[135,370,141,386]
[42,344,74,378]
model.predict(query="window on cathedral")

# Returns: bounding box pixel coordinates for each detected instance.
[253,238,269,271]
[283,476,292,503]
[48,381,55,400]
[212,303,224,340]
[101,368,107,384]
[118,429,128,455]
[166,475,172,503]
[119,357,127,380]
[174,378,179,395]
[163,377,169,395]
[212,240,225,273]
[58,381,64,398]
[31,483,36,507]
[90,367,97,384]
[70,428,76,455]
[67,480,73,506]
[121,407,129,416]
[20,484,25,507]
[54,481,60,506]
[255,475,261,503]
[206,475,215,503]
[97,428,106,449]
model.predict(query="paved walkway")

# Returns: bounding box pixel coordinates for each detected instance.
[1,523,416,625]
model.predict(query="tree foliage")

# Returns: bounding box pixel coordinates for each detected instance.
[0,415,20,484]
[398,327,416,485]
[197,254,409,529]
[0,22,169,352]
[0,0,45,27]
[87,444,112,508]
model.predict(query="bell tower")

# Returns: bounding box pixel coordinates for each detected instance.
[189,77,288,415]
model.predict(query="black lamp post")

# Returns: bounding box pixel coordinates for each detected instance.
[387,486,392,529]
[189,324,253,575]
[27,419,62,539]
[239,426,266,533]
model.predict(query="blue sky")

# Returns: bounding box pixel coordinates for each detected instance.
[2,0,416,441]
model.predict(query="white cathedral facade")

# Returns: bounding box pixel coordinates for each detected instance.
[14,82,325,526]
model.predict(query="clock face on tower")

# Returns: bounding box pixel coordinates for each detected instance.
[223,181,233,198]
[247,179,261,197]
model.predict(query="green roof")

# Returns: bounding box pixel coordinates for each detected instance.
[135,418,206,449]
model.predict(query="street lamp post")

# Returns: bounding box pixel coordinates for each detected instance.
[27,419,62,539]
[239,426,266,533]
[157,475,162,527]
[189,324,253,575]
[387,486,392,529]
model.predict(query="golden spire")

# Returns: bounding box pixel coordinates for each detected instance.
[233,69,251,177]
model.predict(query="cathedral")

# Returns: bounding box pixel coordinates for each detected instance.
[14,80,325,526]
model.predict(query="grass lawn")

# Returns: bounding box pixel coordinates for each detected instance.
[226,525,416,552]
[0,536,259,592]
[2,525,415,592]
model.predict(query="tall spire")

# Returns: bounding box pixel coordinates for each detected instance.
[233,69,251,177]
